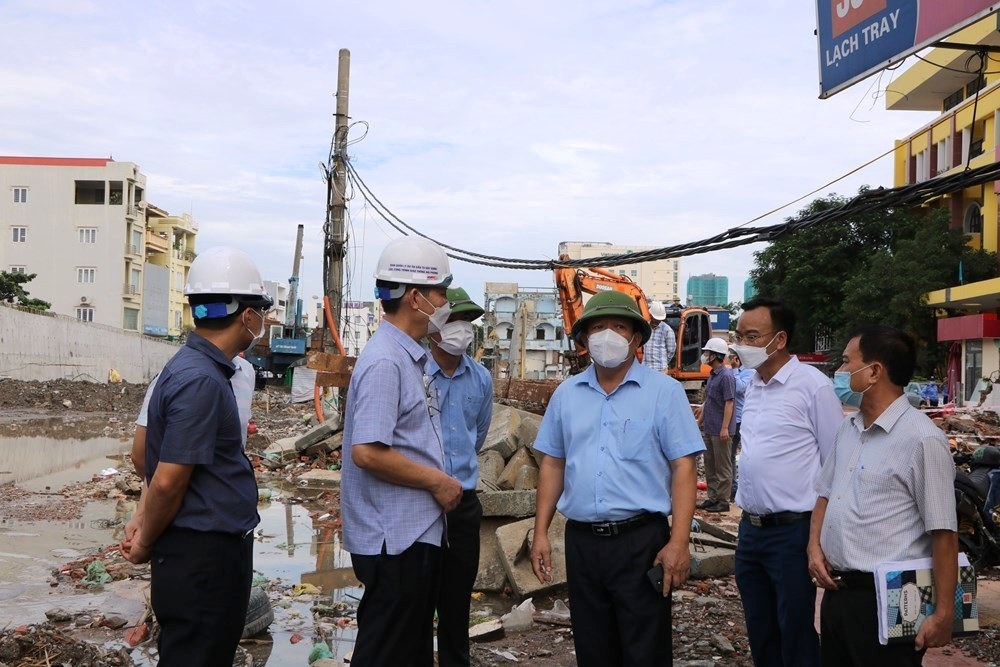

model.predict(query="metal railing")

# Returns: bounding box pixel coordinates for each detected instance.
[122,284,140,296]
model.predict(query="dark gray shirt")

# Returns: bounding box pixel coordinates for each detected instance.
[702,364,736,436]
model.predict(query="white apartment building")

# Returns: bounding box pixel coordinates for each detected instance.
[557,241,682,303]
[0,156,150,330]
[341,300,379,357]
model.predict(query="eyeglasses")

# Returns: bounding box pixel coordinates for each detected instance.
[423,373,440,418]
[733,331,775,345]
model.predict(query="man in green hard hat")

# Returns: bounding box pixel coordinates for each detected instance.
[530,290,704,666]
[426,286,493,666]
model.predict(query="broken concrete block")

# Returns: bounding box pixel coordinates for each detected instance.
[497,448,538,491]
[688,545,735,579]
[475,517,520,591]
[479,490,536,518]
[264,436,298,459]
[482,406,521,460]
[516,412,541,449]
[294,419,341,453]
[514,465,538,491]
[469,618,504,642]
[478,450,505,486]
[496,514,568,597]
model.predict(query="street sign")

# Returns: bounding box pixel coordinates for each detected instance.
[817,0,998,98]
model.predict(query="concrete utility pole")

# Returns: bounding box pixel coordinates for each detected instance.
[325,48,350,352]
[286,223,304,335]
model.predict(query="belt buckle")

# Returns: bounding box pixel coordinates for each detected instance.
[747,513,763,528]
[592,522,614,536]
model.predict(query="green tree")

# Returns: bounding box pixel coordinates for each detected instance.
[0,271,51,310]
[749,190,997,374]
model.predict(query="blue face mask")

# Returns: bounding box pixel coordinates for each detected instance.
[833,364,873,407]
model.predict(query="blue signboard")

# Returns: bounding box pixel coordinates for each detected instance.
[817,0,997,98]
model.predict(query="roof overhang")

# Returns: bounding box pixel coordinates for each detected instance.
[925,277,1000,310]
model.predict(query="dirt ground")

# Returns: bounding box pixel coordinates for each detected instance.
[0,378,998,666]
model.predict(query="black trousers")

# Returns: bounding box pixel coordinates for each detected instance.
[820,580,926,666]
[565,518,673,667]
[351,540,442,667]
[150,527,253,667]
[437,492,482,667]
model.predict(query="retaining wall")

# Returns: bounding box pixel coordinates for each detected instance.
[0,303,179,383]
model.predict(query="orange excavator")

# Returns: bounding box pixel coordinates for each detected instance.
[554,261,713,394]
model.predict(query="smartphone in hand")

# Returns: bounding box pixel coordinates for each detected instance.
[646,564,664,593]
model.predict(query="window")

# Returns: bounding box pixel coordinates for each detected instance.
[12,227,26,243]
[630,269,638,277]
[130,268,141,293]
[535,328,546,340]
[109,181,123,205]
[76,307,94,323]
[174,311,182,329]
[77,267,96,284]
[79,227,97,244]
[9,266,26,274]
[174,271,183,291]
[13,187,27,203]
[966,340,983,402]
[123,307,139,331]
[75,180,105,205]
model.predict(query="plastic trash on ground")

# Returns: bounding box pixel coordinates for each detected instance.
[83,559,112,587]
[536,598,571,622]
[500,597,535,633]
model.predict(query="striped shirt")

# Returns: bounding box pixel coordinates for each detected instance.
[644,321,676,372]
[816,394,957,572]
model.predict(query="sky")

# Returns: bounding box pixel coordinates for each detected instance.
[0,0,939,308]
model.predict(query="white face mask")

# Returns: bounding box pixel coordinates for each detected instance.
[588,329,633,368]
[416,291,452,334]
[701,353,711,366]
[731,333,778,370]
[437,320,474,356]
[243,308,267,347]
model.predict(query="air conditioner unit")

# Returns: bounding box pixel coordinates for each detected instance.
[80,296,90,304]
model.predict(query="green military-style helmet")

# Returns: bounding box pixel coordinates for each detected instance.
[571,290,652,345]
[446,287,485,320]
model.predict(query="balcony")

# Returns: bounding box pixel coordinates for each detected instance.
[145,230,170,255]
[124,243,140,256]
[122,283,140,297]
[126,204,145,219]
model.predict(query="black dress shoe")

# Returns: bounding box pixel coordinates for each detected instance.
[696,499,714,509]
[705,501,730,513]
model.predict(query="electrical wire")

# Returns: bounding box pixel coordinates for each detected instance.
[346,157,1000,270]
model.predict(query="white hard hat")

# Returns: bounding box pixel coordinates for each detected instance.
[184,247,273,318]
[648,301,667,320]
[702,337,730,356]
[374,237,453,299]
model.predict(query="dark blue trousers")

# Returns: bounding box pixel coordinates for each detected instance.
[735,517,819,667]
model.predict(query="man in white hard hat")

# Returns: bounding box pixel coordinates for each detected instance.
[696,337,736,513]
[122,247,272,667]
[644,300,676,373]
[342,236,464,665]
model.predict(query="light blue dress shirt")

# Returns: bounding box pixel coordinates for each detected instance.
[426,354,494,491]
[533,359,705,523]
[732,366,755,423]
[342,321,446,555]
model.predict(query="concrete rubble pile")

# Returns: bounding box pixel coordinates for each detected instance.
[934,408,1000,452]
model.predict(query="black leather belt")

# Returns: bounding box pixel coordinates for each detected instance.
[567,513,661,537]
[741,510,811,528]
[830,570,874,589]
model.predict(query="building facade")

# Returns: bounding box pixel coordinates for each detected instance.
[145,205,197,337]
[341,300,378,357]
[483,282,568,380]
[887,15,1000,403]
[0,157,151,330]
[686,273,729,307]
[557,241,681,303]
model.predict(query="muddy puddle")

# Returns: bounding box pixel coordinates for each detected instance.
[0,433,362,665]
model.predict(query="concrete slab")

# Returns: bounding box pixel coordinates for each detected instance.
[516,413,541,449]
[478,450,505,486]
[296,469,342,487]
[263,436,298,458]
[497,447,537,491]
[475,517,521,592]
[479,490,536,518]
[294,419,340,453]
[482,406,521,460]
[496,514,568,598]
[688,545,735,579]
